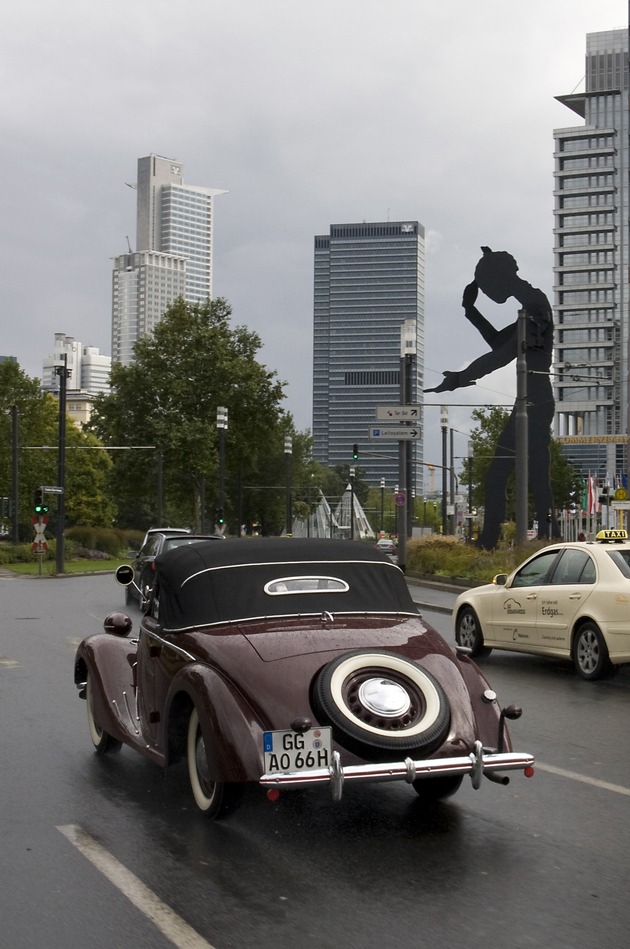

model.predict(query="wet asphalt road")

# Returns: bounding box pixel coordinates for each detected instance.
[1,572,629,949]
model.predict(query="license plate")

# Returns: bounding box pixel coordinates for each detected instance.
[263,727,332,773]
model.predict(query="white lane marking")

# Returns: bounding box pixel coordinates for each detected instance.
[0,655,20,668]
[57,824,215,948]
[536,761,630,797]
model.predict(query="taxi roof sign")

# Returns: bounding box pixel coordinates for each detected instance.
[595,528,628,543]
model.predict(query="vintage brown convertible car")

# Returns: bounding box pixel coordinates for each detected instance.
[74,538,535,818]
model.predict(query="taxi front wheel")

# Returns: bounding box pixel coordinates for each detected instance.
[573,623,613,681]
[455,607,492,658]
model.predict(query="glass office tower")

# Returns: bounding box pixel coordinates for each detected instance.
[312,221,425,493]
[553,30,629,480]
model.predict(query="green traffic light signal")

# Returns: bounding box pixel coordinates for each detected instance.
[34,487,49,514]
[352,443,359,460]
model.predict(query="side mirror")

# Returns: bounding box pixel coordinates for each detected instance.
[115,564,135,586]
[493,573,508,586]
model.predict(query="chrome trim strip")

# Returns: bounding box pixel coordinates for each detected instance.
[159,610,420,634]
[181,558,401,587]
[263,576,350,595]
[260,748,535,800]
[141,632,197,661]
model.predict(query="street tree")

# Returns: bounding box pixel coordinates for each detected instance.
[464,405,583,525]
[88,297,296,532]
[0,359,114,537]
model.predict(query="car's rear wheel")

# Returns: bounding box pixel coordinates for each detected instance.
[412,774,463,802]
[573,622,613,681]
[312,651,451,760]
[86,674,122,754]
[187,708,243,819]
[455,606,492,658]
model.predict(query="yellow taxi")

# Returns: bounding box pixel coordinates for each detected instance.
[453,529,630,680]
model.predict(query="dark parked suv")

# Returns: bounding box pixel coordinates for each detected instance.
[127,532,221,608]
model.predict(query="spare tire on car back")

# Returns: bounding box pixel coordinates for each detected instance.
[312,650,451,761]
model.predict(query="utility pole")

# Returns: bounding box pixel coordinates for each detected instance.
[397,320,416,572]
[440,406,449,535]
[55,354,71,574]
[284,436,293,536]
[11,405,18,544]
[515,309,529,545]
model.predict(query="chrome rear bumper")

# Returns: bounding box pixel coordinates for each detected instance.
[260,740,535,802]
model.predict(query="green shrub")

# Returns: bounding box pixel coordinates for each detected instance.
[406,533,551,583]
[0,543,42,564]
[66,526,128,557]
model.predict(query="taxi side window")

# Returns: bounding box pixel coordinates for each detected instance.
[511,551,559,588]
[549,549,595,585]
[607,549,630,579]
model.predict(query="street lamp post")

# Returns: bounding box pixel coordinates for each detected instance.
[55,354,71,574]
[216,406,228,529]
[10,405,18,544]
[349,466,355,540]
[440,405,448,535]
[380,478,385,534]
[467,440,473,543]
[284,436,293,536]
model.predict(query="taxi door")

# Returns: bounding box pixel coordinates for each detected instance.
[492,549,561,648]
[535,548,596,652]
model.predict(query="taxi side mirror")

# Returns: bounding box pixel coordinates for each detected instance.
[493,573,508,586]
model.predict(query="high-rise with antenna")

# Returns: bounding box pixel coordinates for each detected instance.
[552,29,629,484]
[111,154,226,366]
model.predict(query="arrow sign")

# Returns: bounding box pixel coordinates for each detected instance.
[375,404,421,420]
[368,426,421,440]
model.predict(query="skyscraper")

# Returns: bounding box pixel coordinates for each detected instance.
[41,333,112,425]
[553,29,629,481]
[312,221,425,494]
[112,154,225,365]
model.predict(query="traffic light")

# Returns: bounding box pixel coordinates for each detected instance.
[352,443,359,460]
[215,508,225,526]
[34,487,48,514]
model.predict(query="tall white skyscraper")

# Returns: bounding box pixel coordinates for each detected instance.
[112,154,226,365]
[553,29,629,481]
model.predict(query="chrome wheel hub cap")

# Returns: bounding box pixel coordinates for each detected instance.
[358,677,411,718]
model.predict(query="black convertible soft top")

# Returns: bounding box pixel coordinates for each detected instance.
[153,538,417,629]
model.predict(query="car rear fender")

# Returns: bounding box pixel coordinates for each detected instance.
[421,652,507,750]
[74,634,138,744]
[454,653,511,750]
[166,663,266,783]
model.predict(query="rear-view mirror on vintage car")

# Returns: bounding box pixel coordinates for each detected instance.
[116,564,135,586]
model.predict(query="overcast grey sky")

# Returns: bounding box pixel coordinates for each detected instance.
[2,0,627,468]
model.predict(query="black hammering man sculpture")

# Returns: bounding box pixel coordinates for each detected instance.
[425,247,561,549]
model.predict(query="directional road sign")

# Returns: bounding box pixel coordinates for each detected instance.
[375,404,421,421]
[368,426,421,440]
[42,485,64,494]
